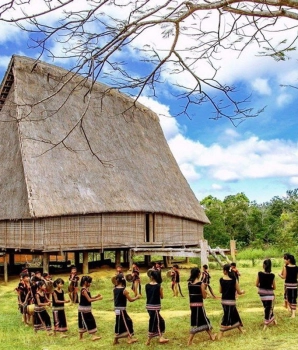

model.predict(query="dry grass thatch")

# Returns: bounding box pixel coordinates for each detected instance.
[0,56,209,226]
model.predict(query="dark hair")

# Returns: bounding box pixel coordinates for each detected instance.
[173,264,179,269]
[203,264,208,269]
[42,272,49,278]
[20,272,29,278]
[223,264,236,280]
[150,270,162,284]
[284,253,291,260]
[231,262,236,267]
[115,273,126,287]
[37,280,46,288]
[187,267,200,283]
[263,259,272,273]
[288,254,296,265]
[53,278,65,288]
[80,275,92,287]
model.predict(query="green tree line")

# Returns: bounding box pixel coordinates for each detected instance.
[201,189,298,252]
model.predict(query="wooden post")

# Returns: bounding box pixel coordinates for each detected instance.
[100,252,105,261]
[43,253,49,273]
[83,251,89,274]
[4,254,8,284]
[115,250,121,267]
[163,256,168,268]
[144,255,151,267]
[128,249,133,270]
[230,240,236,261]
[149,214,154,242]
[75,252,80,267]
[200,239,209,267]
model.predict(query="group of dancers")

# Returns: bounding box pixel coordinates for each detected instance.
[14,254,298,345]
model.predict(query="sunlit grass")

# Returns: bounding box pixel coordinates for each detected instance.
[1,260,298,349]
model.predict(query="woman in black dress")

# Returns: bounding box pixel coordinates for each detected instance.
[78,275,103,341]
[145,270,169,345]
[279,253,298,318]
[187,267,216,345]
[113,273,139,345]
[52,278,70,337]
[218,264,245,340]
[256,259,276,330]
[34,280,52,334]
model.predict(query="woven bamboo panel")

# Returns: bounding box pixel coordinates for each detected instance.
[0,213,146,251]
[101,213,144,246]
[154,214,203,245]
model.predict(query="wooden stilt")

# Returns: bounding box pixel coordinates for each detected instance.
[43,252,49,273]
[83,251,89,274]
[4,254,8,284]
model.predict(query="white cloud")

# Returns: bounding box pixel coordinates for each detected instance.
[251,78,271,95]
[289,177,298,185]
[276,93,293,107]
[212,183,223,190]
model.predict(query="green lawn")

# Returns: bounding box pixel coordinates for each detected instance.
[1,260,297,350]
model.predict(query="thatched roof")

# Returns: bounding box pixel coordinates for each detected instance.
[0,55,209,224]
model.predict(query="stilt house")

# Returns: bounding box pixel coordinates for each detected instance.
[0,56,209,272]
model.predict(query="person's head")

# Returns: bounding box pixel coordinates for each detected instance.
[150,270,162,284]
[263,259,272,273]
[115,273,126,287]
[35,271,41,278]
[20,272,29,281]
[116,265,123,273]
[231,262,236,268]
[203,264,208,271]
[287,254,296,265]
[37,280,46,290]
[70,265,77,274]
[155,262,161,268]
[42,272,49,279]
[283,253,293,265]
[80,275,92,287]
[188,267,200,282]
[223,264,235,279]
[53,278,65,288]
[173,264,179,270]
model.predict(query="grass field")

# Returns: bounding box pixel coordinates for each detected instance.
[1,260,298,350]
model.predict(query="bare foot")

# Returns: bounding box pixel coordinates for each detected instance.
[113,339,119,345]
[127,338,138,344]
[60,334,68,338]
[238,327,246,334]
[145,339,151,346]
[273,319,277,325]
[210,333,217,341]
[263,325,268,331]
[217,331,223,340]
[92,336,101,341]
[159,337,169,344]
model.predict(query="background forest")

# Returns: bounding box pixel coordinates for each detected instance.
[201,189,298,253]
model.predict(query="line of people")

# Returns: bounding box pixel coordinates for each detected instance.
[14,255,298,346]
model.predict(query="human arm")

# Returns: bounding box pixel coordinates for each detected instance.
[201,283,207,299]
[160,286,164,299]
[235,281,245,295]
[272,278,276,290]
[124,289,140,302]
[255,274,260,287]
[35,293,51,306]
[81,288,102,302]
[278,266,286,279]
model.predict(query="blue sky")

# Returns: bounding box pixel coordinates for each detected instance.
[1,1,298,204]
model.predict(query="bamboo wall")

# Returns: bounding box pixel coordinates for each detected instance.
[0,212,204,253]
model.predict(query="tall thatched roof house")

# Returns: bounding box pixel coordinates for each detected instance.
[0,55,209,270]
